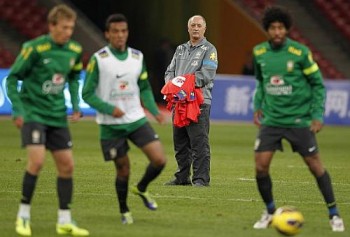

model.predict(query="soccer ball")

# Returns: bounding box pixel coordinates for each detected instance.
[272,206,304,236]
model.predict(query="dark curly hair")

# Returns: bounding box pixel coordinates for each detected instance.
[262,6,292,31]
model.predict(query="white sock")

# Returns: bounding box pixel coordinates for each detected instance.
[17,204,31,219]
[58,209,72,224]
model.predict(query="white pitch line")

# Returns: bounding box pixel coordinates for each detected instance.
[237,178,350,186]
[2,190,350,205]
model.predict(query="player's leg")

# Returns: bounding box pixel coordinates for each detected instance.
[50,127,89,236]
[113,155,133,224]
[253,126,283,229]
[255,151,275,210]
[16,123,47,236]
[52,149,74,222]
[101,137,133,224]
[253,151,275,229]
[304,155,345,231]
[129,123,166,210]
[138,140,166,188]
[288,127,344,232]
[16,145,46,236]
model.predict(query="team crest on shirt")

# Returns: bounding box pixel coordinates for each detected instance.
[270,75,284,85]
[287,60,294,72]
[70,58,75,67]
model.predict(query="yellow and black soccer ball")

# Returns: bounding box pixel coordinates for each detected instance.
[272,206,304,236]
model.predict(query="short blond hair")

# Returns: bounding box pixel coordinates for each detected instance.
[47,4,77,25]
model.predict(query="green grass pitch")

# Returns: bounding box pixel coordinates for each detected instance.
[0,118,349,237]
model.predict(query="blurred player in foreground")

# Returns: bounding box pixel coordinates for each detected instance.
[252,5,344,232]
[6,4,89,236]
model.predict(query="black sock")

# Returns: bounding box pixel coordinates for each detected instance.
[316,171,339,217]
[57,177,73,209]
[21,171,38,204]
[137,164,165,192]
[256,175,275,214]
[116,177,129,213]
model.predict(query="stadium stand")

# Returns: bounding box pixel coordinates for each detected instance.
[0,0,47,39]
[238,0,346,79]
[0,0,348,77]
[0,0,105,68]
[314,0,350,42]
[0,0,46,67]
[0,46,15,68]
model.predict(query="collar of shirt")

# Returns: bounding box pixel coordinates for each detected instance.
[46,34,69,48]
[108,45,128,60]
[186,37,207,49]
[268,37,290,51]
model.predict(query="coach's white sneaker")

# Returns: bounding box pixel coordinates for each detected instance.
[330,216,345,232]
[253,211,273,229]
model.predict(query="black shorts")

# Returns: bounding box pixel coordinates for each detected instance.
[21,122,72,151]
[254,125,319,157]
[100,122,159,161]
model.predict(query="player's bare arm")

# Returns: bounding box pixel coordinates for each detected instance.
[112,107,125,117]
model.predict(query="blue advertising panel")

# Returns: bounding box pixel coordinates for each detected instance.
[211,74,350,125]
[211,75,255,121]
[1,69,350,125]
[0,69,96,116]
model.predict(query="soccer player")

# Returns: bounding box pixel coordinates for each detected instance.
[164,15,218,187]
[82,13,167,225]
[6,4,89,236]
[252,6,344,232]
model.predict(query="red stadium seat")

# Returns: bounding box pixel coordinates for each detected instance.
[0,0,47,39]
[314,0,350,43]
[0,46,15,68]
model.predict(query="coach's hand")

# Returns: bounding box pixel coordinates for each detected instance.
[310,120,323,133]
[13,116,24,129]
[112,107,125,118]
